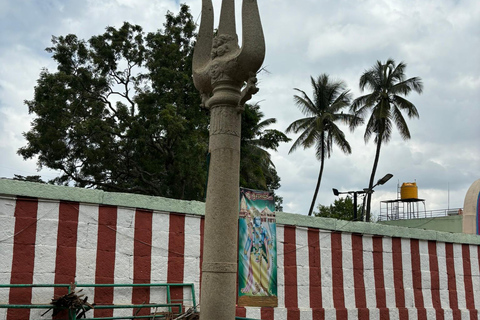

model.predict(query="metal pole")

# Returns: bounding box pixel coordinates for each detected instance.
[353,192,358,221]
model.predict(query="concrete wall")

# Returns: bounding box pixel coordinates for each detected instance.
[378,215,463,233]
[1,179,480,319]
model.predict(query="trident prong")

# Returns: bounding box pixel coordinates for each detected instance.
[193,0,265,108]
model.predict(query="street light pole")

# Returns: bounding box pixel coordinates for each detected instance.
[333,173,393,222]
[353,192,358,221]
[364,173,393,222]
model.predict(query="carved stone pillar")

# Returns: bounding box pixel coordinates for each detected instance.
[192,0,265,319]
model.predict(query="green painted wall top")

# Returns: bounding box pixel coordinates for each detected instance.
[1,178,479,245]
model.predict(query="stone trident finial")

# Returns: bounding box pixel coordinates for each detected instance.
[193,0,265,109]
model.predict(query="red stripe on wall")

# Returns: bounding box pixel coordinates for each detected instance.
[167,213,185,311]
[462,244,477,320]
[283,225,299,320]
[373,237,389,320]
[352,234,368,320]
[445,243,460,319]
[235,307,246,318]
[428,241,443,320]
[261,307,274,320]
[410,239,427,320]
[308,228,322,313]
[132,209,153,316]
[392,238,408,320]
[331,232,346,319]
[53,201,80,319]
[94,205,117,318]
[7,197,38,320]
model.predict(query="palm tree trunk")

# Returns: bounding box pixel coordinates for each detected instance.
[365,137,382,221]
[308,140,325,216]
[308,159,325,216]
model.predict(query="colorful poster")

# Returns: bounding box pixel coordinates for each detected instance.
[238,188,278,307]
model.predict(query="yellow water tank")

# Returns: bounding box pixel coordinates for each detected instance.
[401,182,418,199]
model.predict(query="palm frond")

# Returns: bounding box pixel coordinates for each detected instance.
[391,106,411,140]
[293,89,317,116]
[288,124,316,154]
[330,123,352,155]
[255,117,277,131]
[392,95,419,118]
[285,117,315,134]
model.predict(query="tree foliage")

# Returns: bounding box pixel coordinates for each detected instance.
[19,5,207,200]
[240,103,290,210]
[286,74,362,216]
[351,59,423,219]
[13,174,47,184]
[314,196,362,221]
[18,5,289,204]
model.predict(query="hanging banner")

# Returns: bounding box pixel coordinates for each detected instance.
[238,188,278,307]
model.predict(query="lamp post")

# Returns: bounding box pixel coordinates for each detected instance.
[192,0,265,319]
[333,173,393,222]
[364,173,393,221]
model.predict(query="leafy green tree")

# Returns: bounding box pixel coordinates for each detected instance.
[18,5,208,200]
[286,74,361,216]
[315,196,362,221]
[18,5,289,203]
[240,103,291,210]
[351,59,423,220]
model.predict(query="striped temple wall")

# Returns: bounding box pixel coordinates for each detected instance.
[1,179,480,320]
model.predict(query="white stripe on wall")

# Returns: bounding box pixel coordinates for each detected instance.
[296,227,309,309]
[470,245,480,313]
[453,243,466,312]
[382,237,396,310]
[30,201,59,320]
[319,230,333,311]
[75,204,99,300]
[245,306,261,319]
[436,242,451,320]
[274,307,286,320]
[150,211,170,309]
[275,225,285,309]
[362,235,376,314]
[183,215,201,307]
[342,233,355,311]
[0,198,16,320]
[300,308,313,320]
[401,238,414,309]
[113,207,135,318]
[419,240,433,313]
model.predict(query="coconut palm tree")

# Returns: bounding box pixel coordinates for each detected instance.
[351,59,423,221]
[287,74,361,216]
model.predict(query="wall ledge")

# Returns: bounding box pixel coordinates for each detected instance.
[1,178,479,245]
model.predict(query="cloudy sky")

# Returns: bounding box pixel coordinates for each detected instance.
[1,0,479,218]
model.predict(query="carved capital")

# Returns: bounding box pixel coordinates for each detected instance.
[192,0,265,108]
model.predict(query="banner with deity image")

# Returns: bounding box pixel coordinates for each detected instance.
[238,188,277,307]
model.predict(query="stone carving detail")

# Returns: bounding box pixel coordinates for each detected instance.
[211,34,238,59]
[192,0,265,110]
[239,72,260,107]
[209,107,241,137]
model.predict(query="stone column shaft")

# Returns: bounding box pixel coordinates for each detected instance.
[200,85,242,319]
